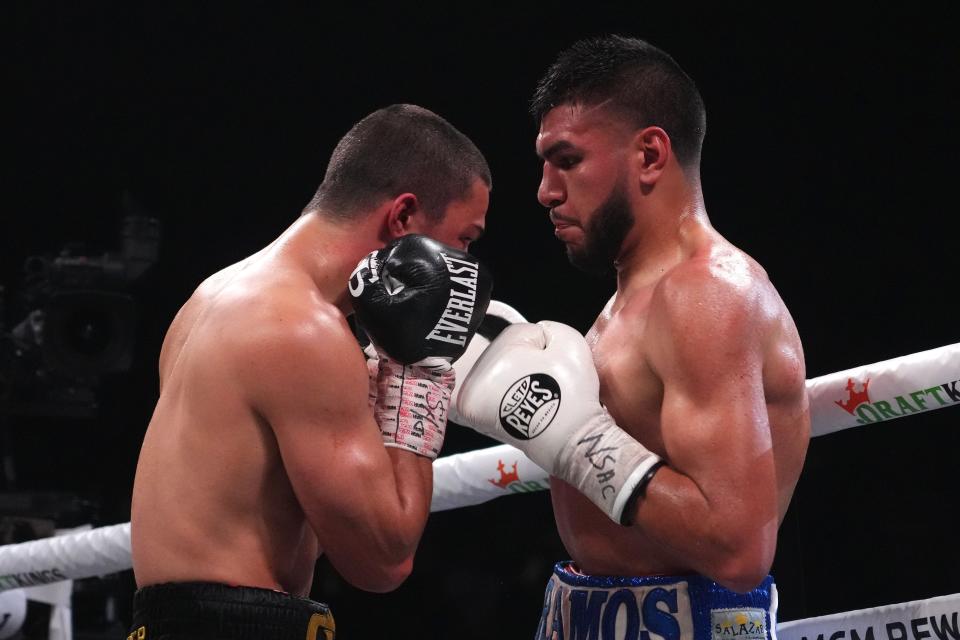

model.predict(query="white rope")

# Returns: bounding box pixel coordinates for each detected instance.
[0,524,131,592]
[807,342,959,437]
[434,341,960,510]
[1,342,957,590]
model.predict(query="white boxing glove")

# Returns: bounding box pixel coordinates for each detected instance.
[449,300,529,426]
[455,321,664,524]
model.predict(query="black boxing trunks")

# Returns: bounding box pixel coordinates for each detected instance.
[535,562,777,640]
[128,582,335,640]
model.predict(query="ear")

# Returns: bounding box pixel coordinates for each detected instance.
[634,126,671,187]
[384,193,423,239]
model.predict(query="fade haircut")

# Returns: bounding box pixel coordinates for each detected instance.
[304,104,491,222]
[531,35,706,170]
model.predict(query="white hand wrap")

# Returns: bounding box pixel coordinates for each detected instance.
[363,342,379,410]
[374,355,455,459]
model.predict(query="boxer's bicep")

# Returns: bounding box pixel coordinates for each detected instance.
[659,331,775,511]
[651,271,778,535]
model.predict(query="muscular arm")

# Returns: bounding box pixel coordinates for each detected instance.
[248,310,433,593]
[629,266,779,592]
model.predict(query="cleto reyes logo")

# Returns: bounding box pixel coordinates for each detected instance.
[499,374,561,440]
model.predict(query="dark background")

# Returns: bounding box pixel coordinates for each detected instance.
[3,4,958,638]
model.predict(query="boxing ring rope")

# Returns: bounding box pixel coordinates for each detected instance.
[1,342,957,589]
[1,342,958,632]
[434,340,960,509]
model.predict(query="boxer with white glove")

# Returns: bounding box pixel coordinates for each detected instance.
[351,234,492,459]
[455,321,664,523]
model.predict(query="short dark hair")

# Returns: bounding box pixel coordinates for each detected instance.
[304,104,491,222]
[531,35,706,169]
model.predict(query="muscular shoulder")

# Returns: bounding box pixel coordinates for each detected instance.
[240,289,361,382]
[651,243,775,332]
[645,243,781,379]
[186,262,347,354]
[239,291,370,427]
[176,262,363,392]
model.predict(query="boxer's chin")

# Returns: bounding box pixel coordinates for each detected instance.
[567,183,634,277]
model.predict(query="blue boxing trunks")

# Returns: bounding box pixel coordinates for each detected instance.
[536,562,777,640]
[128,582,335,640]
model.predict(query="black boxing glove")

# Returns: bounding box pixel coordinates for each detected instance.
[350,234,492,365]
[349,234,493,458]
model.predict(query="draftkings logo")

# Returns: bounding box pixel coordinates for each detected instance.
[489,459,520,488]
[488,458,549,493]
[835,376,960,424]
[0,568,68,589]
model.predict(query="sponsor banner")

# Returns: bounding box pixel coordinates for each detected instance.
[430,444,550,512]
[778,593,960,640]
[807,343,960,437]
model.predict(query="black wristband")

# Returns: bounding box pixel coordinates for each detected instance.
[619,460,666,526]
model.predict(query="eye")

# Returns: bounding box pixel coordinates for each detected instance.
[555,155,580,170]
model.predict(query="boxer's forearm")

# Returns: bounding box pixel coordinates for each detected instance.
[311,446,432,594]
[627,466,777,593]
[339,449,431,592]
[385,447,434,540]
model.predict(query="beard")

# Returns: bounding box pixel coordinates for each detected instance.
[566,179,635,276]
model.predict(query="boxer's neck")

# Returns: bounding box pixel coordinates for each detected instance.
[615,196,710,294]
[273,212,386,316]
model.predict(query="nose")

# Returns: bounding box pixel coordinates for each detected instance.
[537,164,565,209]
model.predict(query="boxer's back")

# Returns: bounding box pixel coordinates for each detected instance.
[131,255,319,595]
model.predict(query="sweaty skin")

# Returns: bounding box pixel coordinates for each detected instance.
[132,248,325,596]
[538,104,809,592]
[131,181,488,596]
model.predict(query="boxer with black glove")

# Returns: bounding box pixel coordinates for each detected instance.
[129,103,494,639]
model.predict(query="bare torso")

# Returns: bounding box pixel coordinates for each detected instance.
[550,226,809,577]
[131,252,320,595]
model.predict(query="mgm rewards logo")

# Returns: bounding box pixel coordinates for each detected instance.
[499,373,561,440]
